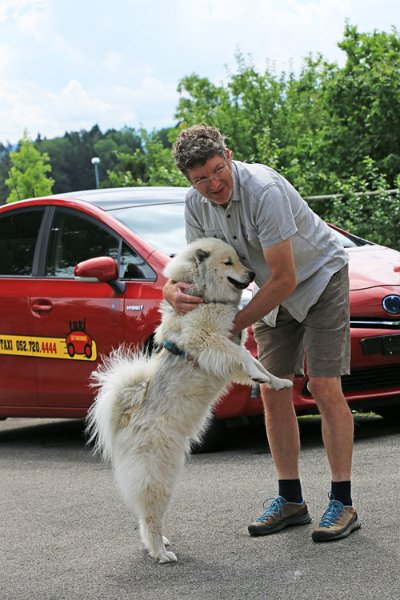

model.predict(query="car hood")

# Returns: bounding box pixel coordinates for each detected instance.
[348,245,400,292]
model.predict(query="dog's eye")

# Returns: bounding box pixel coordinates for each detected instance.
[223,259,233,266]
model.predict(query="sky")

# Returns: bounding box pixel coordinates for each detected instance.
[1,0,399,146]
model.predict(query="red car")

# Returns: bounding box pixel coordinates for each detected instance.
[1,187,400,447]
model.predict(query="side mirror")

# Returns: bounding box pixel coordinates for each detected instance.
[74,257,126,294]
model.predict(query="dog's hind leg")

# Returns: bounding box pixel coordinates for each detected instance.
[140,524,177,564]
[137,493,178,564]
[114,453,178,563]
[138,521,170,552]
[135,453,184,564]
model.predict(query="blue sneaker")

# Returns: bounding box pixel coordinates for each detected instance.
[248,496,312,536]
[312,494,361,542]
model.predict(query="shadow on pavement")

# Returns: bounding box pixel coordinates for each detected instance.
[220,411,400,453]
[0,412,399,454]
[0,417,87,448]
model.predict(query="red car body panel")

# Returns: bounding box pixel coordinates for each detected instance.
[1,189,400,423]
[0,280,38,406]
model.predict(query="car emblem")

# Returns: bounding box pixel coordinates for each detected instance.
[382,295,400,315]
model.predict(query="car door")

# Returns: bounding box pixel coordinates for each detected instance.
[32,206,128,410]
[0,206,46,409]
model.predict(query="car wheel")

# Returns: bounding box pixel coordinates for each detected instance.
[84,344,92,359]
[191,415,227,454]
[67,343,75,357]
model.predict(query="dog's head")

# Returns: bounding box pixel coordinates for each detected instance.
[164,238,255,304]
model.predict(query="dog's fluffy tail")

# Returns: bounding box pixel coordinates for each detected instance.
[86,346,153,461]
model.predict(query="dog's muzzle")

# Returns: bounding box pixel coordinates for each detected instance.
[228,271,255,289]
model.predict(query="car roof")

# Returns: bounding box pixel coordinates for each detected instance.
[45,186,188,211]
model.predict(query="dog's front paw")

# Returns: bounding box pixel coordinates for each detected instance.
[269,376,293,391]
[252,373,293,390]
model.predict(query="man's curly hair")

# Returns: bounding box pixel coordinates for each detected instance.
[172,124,227,176]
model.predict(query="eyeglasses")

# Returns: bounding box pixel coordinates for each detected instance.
[192,163,229,189]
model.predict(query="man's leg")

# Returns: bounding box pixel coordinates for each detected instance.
[308,376,353,481]
[260,380,299,479]
[248,380,312,536]
[252,308,304,481]
[308,375,360,542]
[249,309,311,536]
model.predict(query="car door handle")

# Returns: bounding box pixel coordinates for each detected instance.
[31,301,53,315]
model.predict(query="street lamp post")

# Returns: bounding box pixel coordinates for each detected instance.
[91,157,101,188]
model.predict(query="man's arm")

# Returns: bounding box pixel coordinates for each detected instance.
[231,238,297,335]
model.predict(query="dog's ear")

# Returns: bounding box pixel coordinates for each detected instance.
[163,244,210,281]
[194,249,210,264]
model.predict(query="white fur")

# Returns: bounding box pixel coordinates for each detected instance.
[87,238,292,564]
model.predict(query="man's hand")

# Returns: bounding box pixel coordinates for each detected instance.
[163,280,203,315]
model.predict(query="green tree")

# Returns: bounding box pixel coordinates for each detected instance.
[107,129,187,187]
[316,23,400,186]
[308,158,400,248]
[36,125,144,193]
[175,56,283,167]
[2,25,399,245]
[175,25,400,191]
[0,142,12,204]
[173,26,400,246]
[35,125,103,193]
[6,131,54,203]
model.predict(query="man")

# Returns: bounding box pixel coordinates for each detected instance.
[164,123,360,542]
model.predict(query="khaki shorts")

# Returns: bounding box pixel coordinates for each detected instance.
[253,265,351,378]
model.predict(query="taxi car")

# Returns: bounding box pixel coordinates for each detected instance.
[1,187,400,445]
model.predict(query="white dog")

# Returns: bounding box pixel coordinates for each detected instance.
[87,238,292,564]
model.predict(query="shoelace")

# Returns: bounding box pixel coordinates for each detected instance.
[318,498,345,528]
[256,496,287,522]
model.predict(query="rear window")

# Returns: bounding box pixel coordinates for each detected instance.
[0,208,45,276]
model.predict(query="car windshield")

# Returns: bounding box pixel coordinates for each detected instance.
[330,228,371,248]
[111,203,187,256]
[111,202,365,256]
[332,229,357,248]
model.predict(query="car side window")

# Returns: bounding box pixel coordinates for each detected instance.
[46,210,120,278]
[0,208,45,276]
[120,241,156,281]
[45,209,156,281]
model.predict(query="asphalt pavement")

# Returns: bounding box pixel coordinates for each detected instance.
[1,414,399,600]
